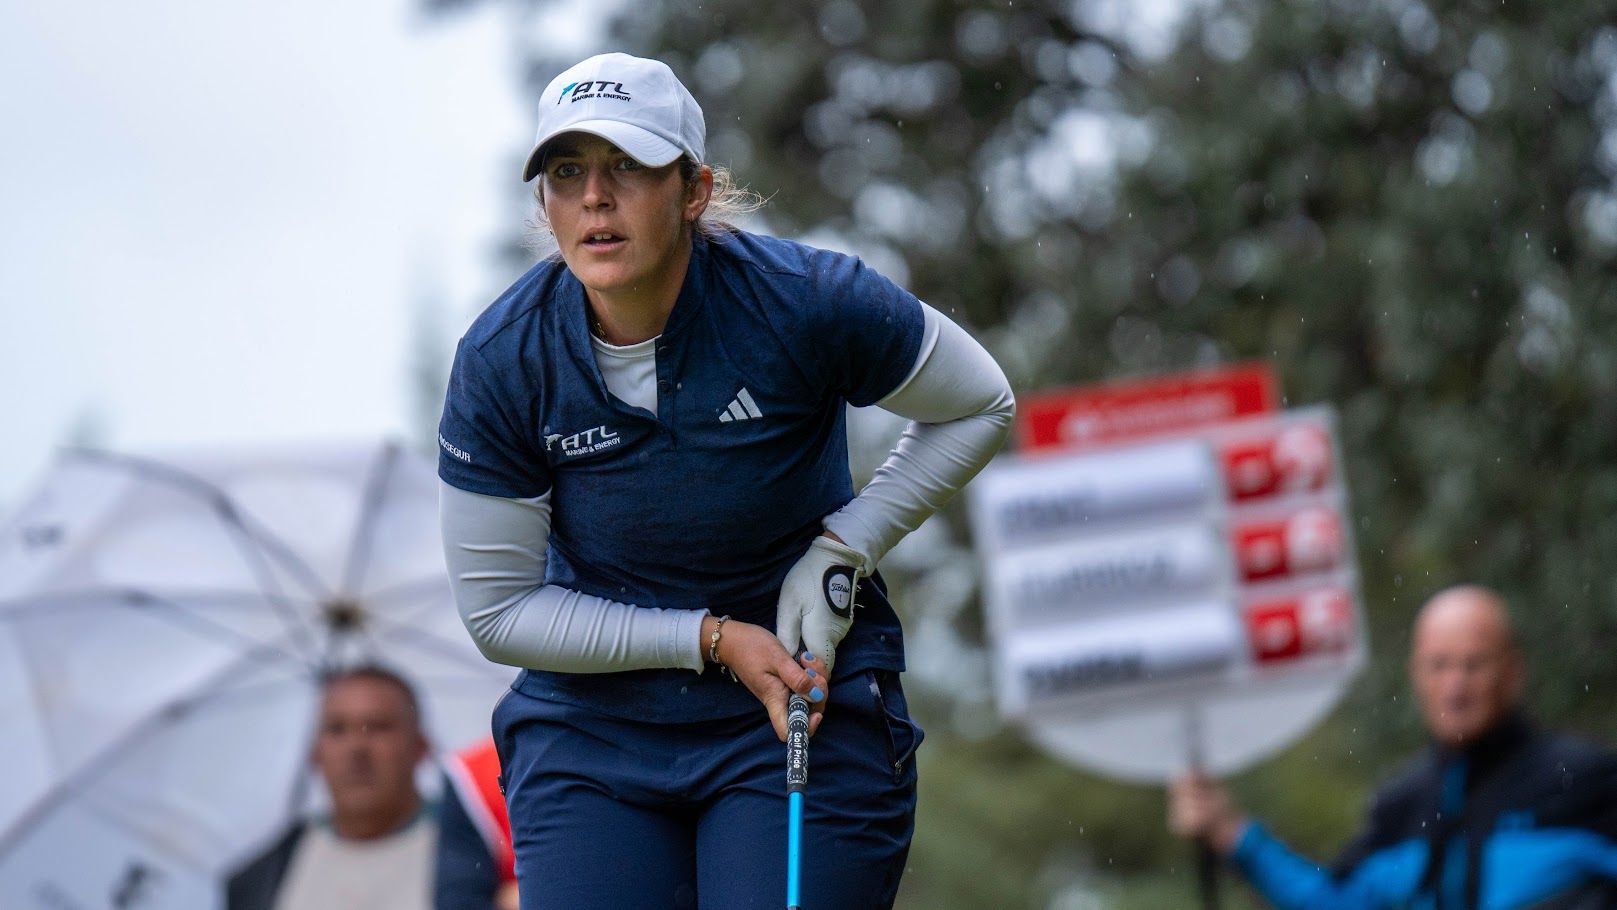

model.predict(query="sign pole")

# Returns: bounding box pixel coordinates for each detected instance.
[1184,705,1221,910]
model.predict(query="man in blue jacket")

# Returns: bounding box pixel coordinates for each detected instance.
[1171,585,1617,908]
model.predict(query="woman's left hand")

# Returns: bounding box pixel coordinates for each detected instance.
[774,534,863,678]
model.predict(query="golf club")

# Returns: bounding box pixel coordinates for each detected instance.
[786,692,810,910]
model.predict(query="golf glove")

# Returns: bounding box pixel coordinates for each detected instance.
[775,535,866,675]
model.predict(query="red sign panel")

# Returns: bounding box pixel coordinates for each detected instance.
[1246,589,1354,664]
[1221,423,1334,501]
[1018,363,1279,453]
[1233,506,1345,583]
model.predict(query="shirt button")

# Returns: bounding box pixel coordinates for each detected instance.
[658,380,670,392]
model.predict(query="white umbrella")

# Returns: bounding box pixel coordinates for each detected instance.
[0,441,511,910]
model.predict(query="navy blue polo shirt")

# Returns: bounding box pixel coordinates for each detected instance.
[438,229,925,721]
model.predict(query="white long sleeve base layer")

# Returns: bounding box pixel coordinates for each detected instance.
[438,485,710,672]
[822,304,1016,569]
[439,303,1014,673]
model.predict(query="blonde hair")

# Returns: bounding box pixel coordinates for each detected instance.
[523,157,766,256]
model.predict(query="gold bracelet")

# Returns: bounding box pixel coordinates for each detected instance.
[708,614,736,681]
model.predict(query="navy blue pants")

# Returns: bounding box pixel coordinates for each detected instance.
[492,668,922,910]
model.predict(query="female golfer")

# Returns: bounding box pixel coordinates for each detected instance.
[438,52,1013,909]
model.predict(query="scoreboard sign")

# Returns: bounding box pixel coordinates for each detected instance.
[970,365,1365,781]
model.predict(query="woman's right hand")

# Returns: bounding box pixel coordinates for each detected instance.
[704,615,825,741]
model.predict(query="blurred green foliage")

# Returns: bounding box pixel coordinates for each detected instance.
[436,0,1617,904]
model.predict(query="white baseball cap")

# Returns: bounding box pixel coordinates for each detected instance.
[521,52,706,182]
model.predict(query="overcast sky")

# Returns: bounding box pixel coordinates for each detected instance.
[0,0,597,508]
[0,0,1199,514]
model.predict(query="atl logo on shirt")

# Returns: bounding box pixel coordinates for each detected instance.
[545,425,621,458]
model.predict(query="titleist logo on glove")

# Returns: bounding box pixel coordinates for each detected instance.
[777,536,866,675]
[822,565,855,619]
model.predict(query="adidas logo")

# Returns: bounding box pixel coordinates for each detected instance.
[718,388,764,423]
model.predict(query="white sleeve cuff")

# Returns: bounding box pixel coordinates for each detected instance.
[439,480,708,673]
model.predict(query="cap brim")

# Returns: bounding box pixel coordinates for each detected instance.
[521,120,684,182]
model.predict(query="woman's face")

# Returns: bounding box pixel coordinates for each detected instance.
[538,132,709,302]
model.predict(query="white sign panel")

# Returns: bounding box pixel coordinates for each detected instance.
[971,439,1213,551]
[988,523,1225,622]
[997,603,1241,714]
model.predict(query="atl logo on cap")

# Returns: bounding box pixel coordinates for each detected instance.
[557,80,631,104]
